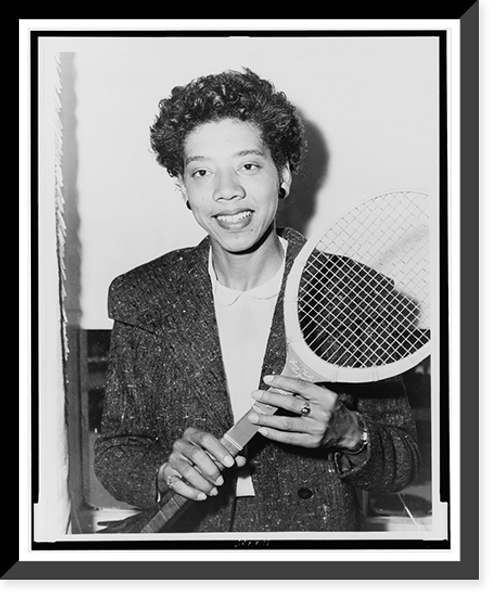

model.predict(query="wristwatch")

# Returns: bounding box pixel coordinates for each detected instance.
[342,412,369,455]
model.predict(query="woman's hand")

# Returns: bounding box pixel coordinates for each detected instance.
[157,427,246,501]
[248,374,365,452]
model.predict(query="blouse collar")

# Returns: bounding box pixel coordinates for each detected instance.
[208,237,288,306]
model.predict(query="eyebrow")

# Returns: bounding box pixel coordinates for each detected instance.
[185,148,267,166]
[236,149,266,159]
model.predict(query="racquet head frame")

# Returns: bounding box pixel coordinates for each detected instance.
[283,189,432,383]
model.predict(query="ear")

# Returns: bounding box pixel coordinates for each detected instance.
[279,163,293,199]
[175,176,188,202]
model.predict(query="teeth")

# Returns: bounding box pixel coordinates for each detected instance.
[216,210,252,223]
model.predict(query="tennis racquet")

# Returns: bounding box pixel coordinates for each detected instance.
[98,189,432,534]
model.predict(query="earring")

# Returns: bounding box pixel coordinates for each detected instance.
[278,187,286,200]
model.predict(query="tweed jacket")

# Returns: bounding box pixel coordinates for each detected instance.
[94,227,420,532]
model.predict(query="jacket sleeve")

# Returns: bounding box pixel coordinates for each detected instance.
[329,376,421,493]
[93,318,169,508]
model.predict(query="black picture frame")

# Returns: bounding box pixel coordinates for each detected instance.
[10,5,479,581]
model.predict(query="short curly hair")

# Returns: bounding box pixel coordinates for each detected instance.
[150,68,306,178]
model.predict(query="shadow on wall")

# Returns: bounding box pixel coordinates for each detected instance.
[276,117,330,235]
[60,52,82,328]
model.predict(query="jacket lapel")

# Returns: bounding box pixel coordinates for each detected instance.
[259,228,306,386]
[129,228,306,433]
[165,238,235,432]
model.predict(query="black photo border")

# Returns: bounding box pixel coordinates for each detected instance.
[8,3,479,580]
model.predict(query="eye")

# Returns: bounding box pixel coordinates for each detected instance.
[192,168,208,179]
[241,162,259,173]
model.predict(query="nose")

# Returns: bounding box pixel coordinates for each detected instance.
[213,170,245,202]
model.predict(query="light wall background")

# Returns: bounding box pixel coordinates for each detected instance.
[51,34,439,329]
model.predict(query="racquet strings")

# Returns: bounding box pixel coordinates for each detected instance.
[298,191,430,370]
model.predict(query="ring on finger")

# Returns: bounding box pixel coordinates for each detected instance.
[300,401,312,417]
[166,474,179,490]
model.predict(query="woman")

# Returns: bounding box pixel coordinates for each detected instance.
[94,68,420,532]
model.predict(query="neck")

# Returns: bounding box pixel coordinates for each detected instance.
[211,230,285,291]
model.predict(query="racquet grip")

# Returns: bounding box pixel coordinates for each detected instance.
[221,399,279,456]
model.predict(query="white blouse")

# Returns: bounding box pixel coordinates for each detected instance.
[208,238,287,496]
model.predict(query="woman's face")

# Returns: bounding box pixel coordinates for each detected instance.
[178,118,291,256]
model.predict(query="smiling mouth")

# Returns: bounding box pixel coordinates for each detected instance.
[215,210,253,226]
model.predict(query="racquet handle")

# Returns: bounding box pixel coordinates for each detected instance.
[97,397,280,534]
[221,398,279,456]
[99,361,311,533]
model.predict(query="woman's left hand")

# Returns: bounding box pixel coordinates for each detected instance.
[249,374,364,452]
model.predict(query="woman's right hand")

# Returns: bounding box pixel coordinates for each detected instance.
[157,427,246,501]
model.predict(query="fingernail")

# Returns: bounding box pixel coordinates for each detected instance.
[209,487,218,496]
[215,476,224,486]
[197,492,207,501]
[263,375,274,383]
[248,413,258,424]
[251,390,263,400]
[223,455,234,468]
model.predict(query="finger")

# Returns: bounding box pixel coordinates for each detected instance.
[166,453,222,496]
[184,428,236,471]
[262,375,338,408]
[235,455,247,468]
[248,412,310,434]
[206,451,245,472]
[250,388,312,415]
[157,464,204,500]
[178,429,235,483]
[166,473,213,502]
[172,441,224,490]
[255,426,315,448]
